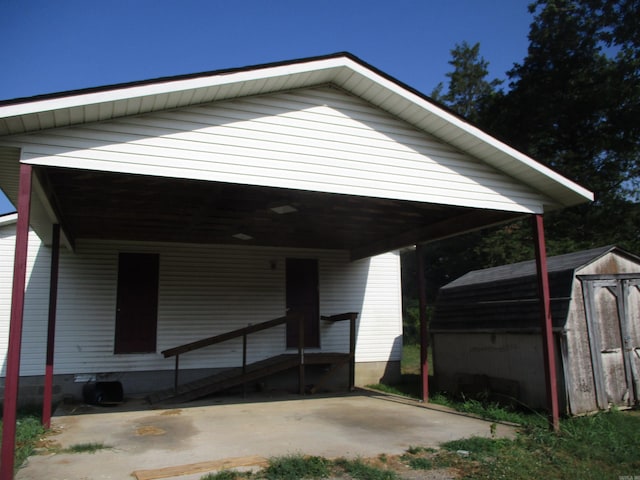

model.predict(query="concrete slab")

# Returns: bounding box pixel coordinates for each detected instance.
[16,392,515,480]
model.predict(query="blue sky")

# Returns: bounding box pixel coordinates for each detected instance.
[0,0,533,213]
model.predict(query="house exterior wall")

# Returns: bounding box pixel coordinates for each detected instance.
[0,223,402,399]
[0,87,549,214]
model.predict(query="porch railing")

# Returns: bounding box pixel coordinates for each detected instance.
[321,312,358,390]
[161,312,305,394]
[161,310,358,395]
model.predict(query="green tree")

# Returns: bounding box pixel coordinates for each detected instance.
[431,41,502,124]
[414,0,640,308]
[488,0,640,255]
[489,0,640,203]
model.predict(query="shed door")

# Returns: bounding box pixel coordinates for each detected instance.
[581,276,640,409]
[286,258,319,348]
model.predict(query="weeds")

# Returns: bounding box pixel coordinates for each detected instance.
[201,471,243,480]
[406,446,436,455]
[436,409,640,479]
[12,415,45,469]
[262,454,330,480]
[334,458,398,480]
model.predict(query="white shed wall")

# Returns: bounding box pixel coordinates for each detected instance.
[1,87,549,214]
[0,226,402,378]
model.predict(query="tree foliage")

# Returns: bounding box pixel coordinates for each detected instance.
[489,0,640,202]
[414,0,640,304]
[431,41,502,124]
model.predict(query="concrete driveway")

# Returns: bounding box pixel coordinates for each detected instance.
[17,391,515,480]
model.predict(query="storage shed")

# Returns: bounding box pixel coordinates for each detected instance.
[432,245,640,415]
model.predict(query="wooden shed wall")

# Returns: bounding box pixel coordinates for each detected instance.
[433,250,640,415]
[432,332,564,410]
[564,252,640,413]
[0,224,402,379]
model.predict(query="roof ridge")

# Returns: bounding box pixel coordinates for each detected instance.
[443,245,623,289]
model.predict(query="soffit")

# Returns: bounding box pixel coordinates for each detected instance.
[40,167,521,259]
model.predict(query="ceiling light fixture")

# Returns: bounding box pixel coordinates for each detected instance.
[232,233,253,241]
[270,204,297,214]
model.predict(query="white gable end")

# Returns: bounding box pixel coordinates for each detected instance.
[5,87,551,214]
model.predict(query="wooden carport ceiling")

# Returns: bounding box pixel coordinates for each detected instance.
[40,167,521,260]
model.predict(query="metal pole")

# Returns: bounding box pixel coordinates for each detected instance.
[1,163,33,480]
[348,314,356,391]
[298,314,305,395]
[42,223,61,429]
[174,355,179,393]
[242,333,247,398]
[532,214,560,431]
[416,245,429,402]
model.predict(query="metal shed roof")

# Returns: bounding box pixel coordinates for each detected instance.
[432,245,639,331]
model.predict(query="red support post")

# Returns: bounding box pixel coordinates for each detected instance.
[348,314,356,391]
[532,214,560,432]
[298,313,305,395]
[416,245,429,402]
[1,164,33,479]
[42,223,60,429]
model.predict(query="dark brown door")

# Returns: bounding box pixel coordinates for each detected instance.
[286,258,319,348]
[114,253,159,354]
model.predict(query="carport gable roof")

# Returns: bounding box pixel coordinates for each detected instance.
[0,54,592,259]
[0,52,593,211]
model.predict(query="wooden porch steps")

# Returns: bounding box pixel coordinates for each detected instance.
[147,352,349,404]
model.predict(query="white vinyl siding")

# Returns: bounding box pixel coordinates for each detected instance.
[0,223,50,377]
[2,87,550,214]
[0,227,402,376]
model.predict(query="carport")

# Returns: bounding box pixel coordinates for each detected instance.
[15,392,516,480]
[0,53,593,477]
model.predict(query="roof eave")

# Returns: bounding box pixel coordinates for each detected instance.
[0,53,594,210]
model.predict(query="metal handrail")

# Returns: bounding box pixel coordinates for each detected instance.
[162,312,303,393]
[162,311,358,395]
[162,314,298,358]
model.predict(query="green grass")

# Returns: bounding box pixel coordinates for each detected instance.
[262,454,331,480]
[429,395,548,426]
[437,410,640,479]
[199,456,400,480]
[333,458,398,480]
[367,343,433,399]
[401,343,422,375]
[12,415,45,469]
[0,413,46,470]
[200,471,243,480]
